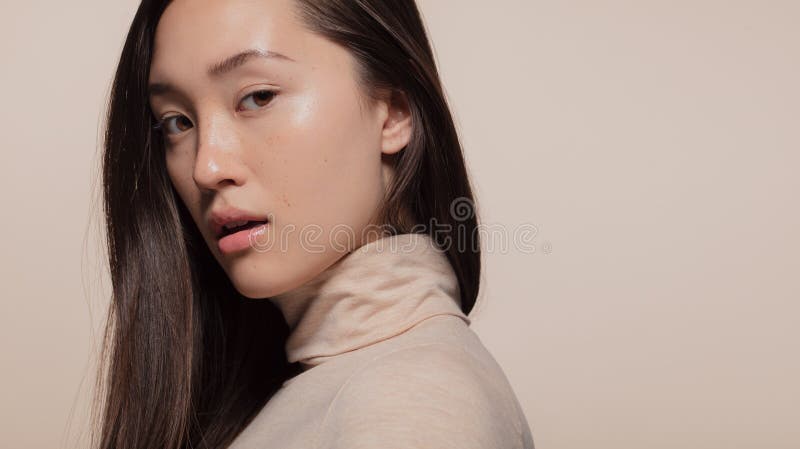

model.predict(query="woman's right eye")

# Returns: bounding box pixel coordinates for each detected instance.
[156,115,194,136]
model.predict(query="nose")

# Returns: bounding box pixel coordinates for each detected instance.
[192,114,246,192]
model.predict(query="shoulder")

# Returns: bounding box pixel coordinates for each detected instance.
[315,342,527,449]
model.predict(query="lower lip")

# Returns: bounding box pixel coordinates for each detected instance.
[217,222,269,255]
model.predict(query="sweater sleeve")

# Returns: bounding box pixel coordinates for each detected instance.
[316,342,528,449]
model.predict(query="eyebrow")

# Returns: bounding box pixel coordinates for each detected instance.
[148,48,295,97]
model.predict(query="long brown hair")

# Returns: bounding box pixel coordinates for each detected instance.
[94,0,482,447]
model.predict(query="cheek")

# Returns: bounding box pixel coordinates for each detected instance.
[165,150,203,224]
[253,90,384,240]
[165,152,193,200]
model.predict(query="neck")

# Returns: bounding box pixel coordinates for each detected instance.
[268,232,471,368]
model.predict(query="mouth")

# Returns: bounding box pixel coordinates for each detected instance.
[216,219,270,255]
[218,219,270,239]
[208,206,272,254]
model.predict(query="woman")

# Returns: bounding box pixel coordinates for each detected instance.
[95,0,535,448]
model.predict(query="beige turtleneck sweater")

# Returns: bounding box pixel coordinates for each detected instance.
[228,232,535,449]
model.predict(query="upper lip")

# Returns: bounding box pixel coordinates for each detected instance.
[209,205,270,239]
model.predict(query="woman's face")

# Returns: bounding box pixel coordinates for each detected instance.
[147,0,411,298]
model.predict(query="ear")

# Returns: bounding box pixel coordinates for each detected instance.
[379,89,412,155]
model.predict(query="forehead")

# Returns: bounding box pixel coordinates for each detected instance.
[149,0,308,82]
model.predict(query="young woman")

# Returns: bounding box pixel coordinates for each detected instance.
[95,0,535,448]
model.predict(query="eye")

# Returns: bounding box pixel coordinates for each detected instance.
[238,89,277,112]
[153,114,193,136]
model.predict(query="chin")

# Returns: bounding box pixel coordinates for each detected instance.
[220,237,345,300]
[218,254,283,299]
[230,276,284,300]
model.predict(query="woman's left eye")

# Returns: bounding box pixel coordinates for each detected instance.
[238,89,277,112]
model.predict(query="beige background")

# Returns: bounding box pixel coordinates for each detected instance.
[1,1,798,448]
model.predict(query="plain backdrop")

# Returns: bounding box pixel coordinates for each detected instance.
[0,1,798,448]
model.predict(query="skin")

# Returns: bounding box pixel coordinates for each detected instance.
[147,0,412,300]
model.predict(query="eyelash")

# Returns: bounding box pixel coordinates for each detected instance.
[152,89,277,136]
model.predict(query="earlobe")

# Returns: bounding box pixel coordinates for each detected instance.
[380,90,412,155]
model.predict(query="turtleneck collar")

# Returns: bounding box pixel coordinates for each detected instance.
[268,232,471,368]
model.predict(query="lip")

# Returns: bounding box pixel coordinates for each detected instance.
[217,221,269,255]
[208,205,271,241]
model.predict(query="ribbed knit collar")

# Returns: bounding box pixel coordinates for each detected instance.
[268,232,471,368]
